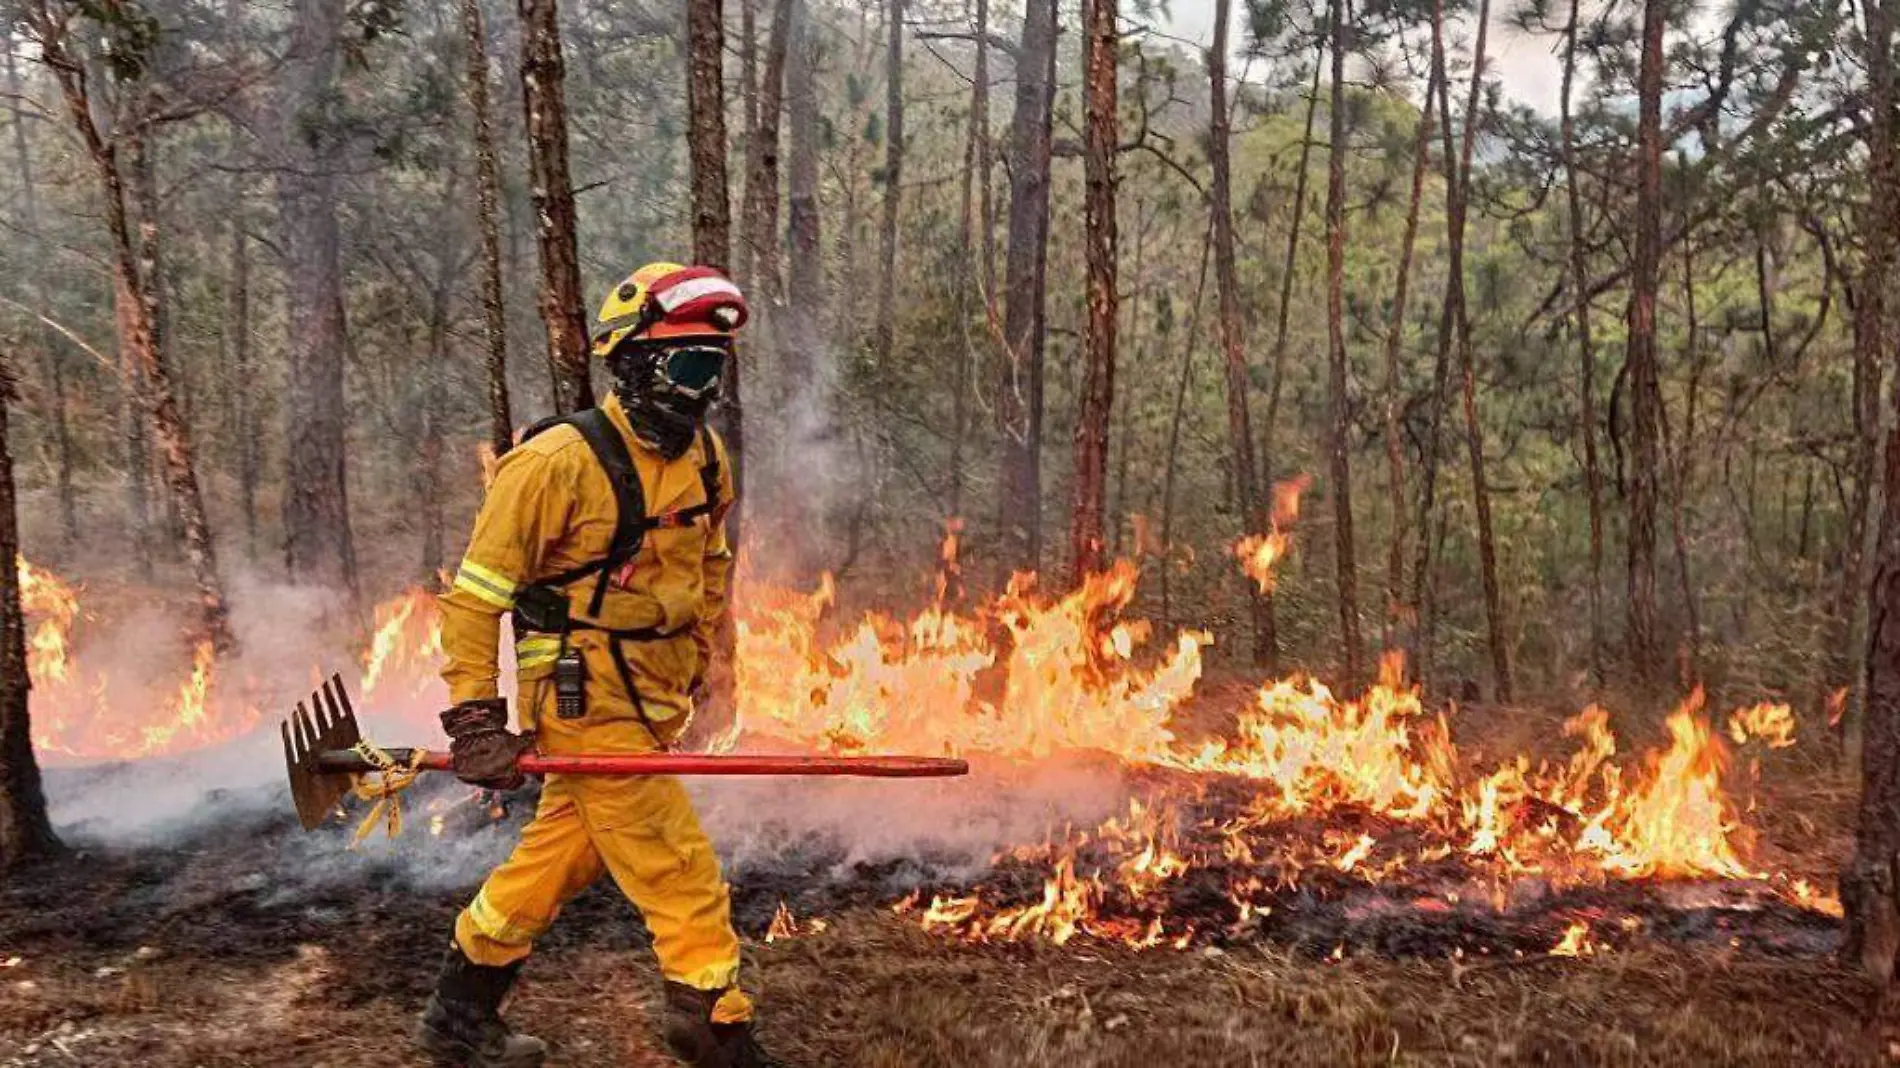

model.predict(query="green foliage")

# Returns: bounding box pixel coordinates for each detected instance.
[0,0,1869,710]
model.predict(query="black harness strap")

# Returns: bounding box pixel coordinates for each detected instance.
[510,406,723,633]
[507,408,724,744]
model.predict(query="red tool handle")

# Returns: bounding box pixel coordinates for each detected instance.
[316,749,969,778]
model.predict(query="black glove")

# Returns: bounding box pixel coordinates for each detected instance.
[440,698,536,790]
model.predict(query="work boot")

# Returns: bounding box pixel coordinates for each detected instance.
[414,945,548,1068]
[660,981,774,1067]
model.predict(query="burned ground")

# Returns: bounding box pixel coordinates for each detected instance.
[0,739,1878,1068]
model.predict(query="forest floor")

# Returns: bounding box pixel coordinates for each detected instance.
[0,695,1884,1067]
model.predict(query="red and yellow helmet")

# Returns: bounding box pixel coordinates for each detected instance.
[591,262,749,358]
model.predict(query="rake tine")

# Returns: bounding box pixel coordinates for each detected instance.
[331,673,357,735]
[295,702,316,757]
[282,718,297,768]
[317,682,340,739]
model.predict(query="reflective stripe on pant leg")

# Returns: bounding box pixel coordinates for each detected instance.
[455,786,605,967]
[576,776,745,1006]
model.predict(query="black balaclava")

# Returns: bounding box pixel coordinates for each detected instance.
[607,342,724,461]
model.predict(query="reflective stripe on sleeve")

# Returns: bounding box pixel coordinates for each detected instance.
[454,560,519,609]
[515,635,563,671]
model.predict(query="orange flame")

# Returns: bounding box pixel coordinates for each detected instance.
[17,557,78,687]
[18,501,1818,954]
[1550,920,1599,957]
[1727,702,1795,749]
[1234,475,1310,592]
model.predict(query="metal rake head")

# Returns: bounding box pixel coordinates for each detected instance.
[282,673,364,830]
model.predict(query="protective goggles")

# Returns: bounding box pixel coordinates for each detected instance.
[650,343,728,400]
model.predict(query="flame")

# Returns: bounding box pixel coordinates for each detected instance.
[1727,702,1795,749]
[19,561,449,764]
[16,479,1824,954]
[361,589,446,698]
[17,557,78,687]
[1550,920,1599,957]
[736,560,1203,762]
[764,900,826,942]
[1234,476,1310,592]
[1786,877,1842,917]
[1827,687,1849,728]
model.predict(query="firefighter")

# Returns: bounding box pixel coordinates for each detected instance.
[415,263,770,1068]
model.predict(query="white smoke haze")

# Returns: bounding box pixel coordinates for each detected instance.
[741,328,867,584]
[696,755,1135,877]
[39,565,450,843]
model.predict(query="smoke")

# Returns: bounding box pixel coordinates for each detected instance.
[740,323,866,585]
[38,567,449,841]
[697,754,1136,879]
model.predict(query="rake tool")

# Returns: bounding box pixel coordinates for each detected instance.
[283,674,969,831]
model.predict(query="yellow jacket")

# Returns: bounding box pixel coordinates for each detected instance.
[439,394,734,754]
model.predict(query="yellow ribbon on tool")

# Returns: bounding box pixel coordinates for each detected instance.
[348,740,428,845]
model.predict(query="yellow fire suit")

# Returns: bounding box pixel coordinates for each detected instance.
[437,394,751,1023]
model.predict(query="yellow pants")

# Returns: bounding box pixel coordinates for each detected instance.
[453,773,754,1023]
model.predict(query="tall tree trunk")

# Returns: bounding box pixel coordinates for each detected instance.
[278,0,359,598]
[686,0,743,725]
[688,0,741,508]
[1449,0,1510,701]
[1410,0,1454,689]
[119,244,153,571]
[35,25,234,651]
[1322,0,1364,688]
[1667,231,1703,684]
[997,0,1058,573]
[228,223,258,560]
[1379,57,1435,651]
[951,0,991,520]
[1069,0,1117,581]
[784,2,822,378]
[1561,0,1605,692]
[1840,4,1897,742]
[971,0,995,299]
[4,41,75,551]
[1159,236,1214,628]
[1625,0,1667,690]
[0,352,60,871]
[462,0,513,454]
[521,0,591,414]
[871,0,904,366]
[1209,0,1275,667]
[1110,211,1147,553]
[1261,39,1324,525]
[129,128,184,554]
[688,0,733,271]
[1845,0,1900,969]
[741,0,796,300]
[739,0,759,163]
[418,281,449,579]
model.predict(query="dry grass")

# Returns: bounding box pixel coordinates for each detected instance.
[0,896,1880,1067]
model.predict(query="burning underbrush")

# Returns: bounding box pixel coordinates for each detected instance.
[13,527,1845,965]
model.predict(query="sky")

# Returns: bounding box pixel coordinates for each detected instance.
[1160,0,1570,114]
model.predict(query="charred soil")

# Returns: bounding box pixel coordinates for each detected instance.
[0,749,1879,1068]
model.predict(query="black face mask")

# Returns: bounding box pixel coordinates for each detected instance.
[607,342,728,460]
